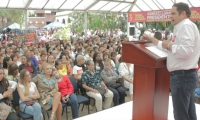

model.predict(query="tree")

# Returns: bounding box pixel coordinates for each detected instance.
[0,10,25,30]
[68,12,127,33]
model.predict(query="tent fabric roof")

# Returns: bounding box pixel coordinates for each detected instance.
[0,0,198,12]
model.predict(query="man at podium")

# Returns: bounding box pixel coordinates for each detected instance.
[141,2,200,120]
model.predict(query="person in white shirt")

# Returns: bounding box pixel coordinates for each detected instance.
[118,62,134,100]
[18,69,43,120]
[141,2,200,120]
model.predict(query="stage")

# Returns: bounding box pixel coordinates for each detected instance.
[75,96,200,120]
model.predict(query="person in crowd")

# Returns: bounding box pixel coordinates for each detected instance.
[32,63,62,120]
[59,54,72,76]
[99,45,105,60]
[118,60,134,100]
[51,50,58,62]
[3,57,13,76]
[102,52,115,69]
[24,49,38,71]
[0,67,18,120]
[10,53,21,66]
[52,69,79,119]
[19,55,37,78]
[17,69,43,120]
[55,60,68,76]
[101,60,125,106]
[93,52,104,72]
[7,63,20,82]
[38,53,47,71]
[141,2,200,120]
[72,55,86,94]
[5,45,12,57]
[47,55,55,68]
[33,49,40,61]
[82,60,113,112]
[116,46,122,60]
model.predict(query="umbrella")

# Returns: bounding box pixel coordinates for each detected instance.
[27,25,38,29]
[43,21,66,28]
[3,22,20,30]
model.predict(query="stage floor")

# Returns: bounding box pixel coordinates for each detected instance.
[75,96,200,120]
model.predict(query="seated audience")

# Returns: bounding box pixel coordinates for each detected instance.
[101,60,125,106]
[82,60,113,112]
[0,67,18,120]
[7,63,20,82]
[18,69,43,120]
[32,63,62,120]
[19,55,37,78]
[118,61,134,100]
[52,69,79,119]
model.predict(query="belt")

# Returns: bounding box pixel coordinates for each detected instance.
[170,69,196,76]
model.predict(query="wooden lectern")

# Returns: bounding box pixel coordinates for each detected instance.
[122,41,170,120]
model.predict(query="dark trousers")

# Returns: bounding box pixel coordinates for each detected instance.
[68,93,79,119]
[107,86,126,106]
[170,70,198,120]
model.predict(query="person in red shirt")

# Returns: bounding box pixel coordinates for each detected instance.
[52,69,78,119]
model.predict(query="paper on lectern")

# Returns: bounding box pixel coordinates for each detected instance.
[146,46,168,58]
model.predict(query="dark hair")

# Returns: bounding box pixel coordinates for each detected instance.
[173,2,191,18]
[59,54,66,60]
[0,68,9,91]
[93,52,104,71]
[154,32,162,40]
[10,53,17,61]
[117,46,122,54]
[22,55,31,66]
[3,57,11,69]
[8,63,18,75]
[55,60,62,69]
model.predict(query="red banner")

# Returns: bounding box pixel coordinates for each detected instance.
[128,8,200,22]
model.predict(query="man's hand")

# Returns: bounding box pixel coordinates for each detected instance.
[92,89,99,94]
[162,39,171,49]
[140,34,154,42]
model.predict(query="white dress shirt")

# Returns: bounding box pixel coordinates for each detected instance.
[0,81,17,99]
[158,19,200,72]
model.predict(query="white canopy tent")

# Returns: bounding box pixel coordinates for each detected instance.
[43,21,66,28]
[3,22,20,30]
[27,25,38,29]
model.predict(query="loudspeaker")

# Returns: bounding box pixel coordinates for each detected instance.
[129,27,135,36]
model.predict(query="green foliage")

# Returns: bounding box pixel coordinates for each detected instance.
[0,10,25,29]
[69,12,126,33]
[53,27,70,41]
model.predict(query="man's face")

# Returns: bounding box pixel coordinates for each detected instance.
[171,7,184,26]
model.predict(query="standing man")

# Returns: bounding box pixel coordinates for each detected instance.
[141,2,200,120]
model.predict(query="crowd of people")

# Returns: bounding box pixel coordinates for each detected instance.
[0,28,134,120]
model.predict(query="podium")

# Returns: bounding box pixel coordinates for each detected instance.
[122,41,170,120]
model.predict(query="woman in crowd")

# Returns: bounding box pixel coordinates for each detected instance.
[7,63,20,82]
[52,69,79,119]
[10,53,21,66]
[60,53,73,76]
[3,57,13,76]
[32,63,62,120]
[118,59,134,100]
[102,52,115,69]
[18,69,43,120]
[47,55,55,68]
[82,60,113,112]
[101,60,126,106]
[116,46,122,60]
[0,67,18,120]
[55,60,68,76]
[38,53,47,70]
[19,55,37,78]
[93,52,104,72]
